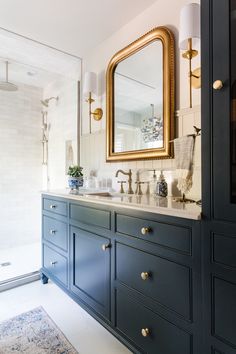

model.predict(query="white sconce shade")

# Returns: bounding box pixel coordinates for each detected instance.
[83,71,97,97]
[179,3,200,49]
[83,71,103,133]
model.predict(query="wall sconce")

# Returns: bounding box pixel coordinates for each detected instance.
[83,71,103,134]
[179,3,201,108]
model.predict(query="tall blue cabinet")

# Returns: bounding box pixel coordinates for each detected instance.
[202,0,236,353]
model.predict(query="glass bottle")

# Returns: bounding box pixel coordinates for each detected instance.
[156,171,168,197]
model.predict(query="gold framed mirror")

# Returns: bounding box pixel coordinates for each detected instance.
[106,27,175,162]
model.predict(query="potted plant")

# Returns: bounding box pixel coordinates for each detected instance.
[67,165,83,190]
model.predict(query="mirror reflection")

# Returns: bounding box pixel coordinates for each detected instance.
[114,40,163,153]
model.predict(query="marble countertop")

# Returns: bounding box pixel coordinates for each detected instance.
[41,189,202,220]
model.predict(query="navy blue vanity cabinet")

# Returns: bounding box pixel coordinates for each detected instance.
[41,196,69,289]
[113,209,202,354]
[41,195,201,354]
[69,202,112,321]
[202,1,236,353]
[70,226,111,320]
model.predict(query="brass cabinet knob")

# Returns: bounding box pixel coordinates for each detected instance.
[141,227,151,235]
[213,80,223,90]
[102,244,111,251]
[50,229,56,235]
[50,261,57,266]
[141,272,149,280]
[50,204,57,209]
[141,328,150,337]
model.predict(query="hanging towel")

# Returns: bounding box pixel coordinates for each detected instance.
[174,135,195,194]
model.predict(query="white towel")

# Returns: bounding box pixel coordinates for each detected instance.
[174,135,195,194]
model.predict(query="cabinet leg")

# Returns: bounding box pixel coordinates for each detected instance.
[41,273,49,284]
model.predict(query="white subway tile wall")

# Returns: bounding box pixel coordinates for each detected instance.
[0,83,43,249]
[80,106,201,200]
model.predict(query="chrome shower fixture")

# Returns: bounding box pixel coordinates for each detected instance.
[41,96,59,107]
[0,61,18,91]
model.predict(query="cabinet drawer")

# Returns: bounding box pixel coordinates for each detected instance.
[70,203,111,230]
[116,214,191,255]
[116,290,191,354]
[43,216,68,252]
[43,198,67,216]
[116,242,191,319]
[43,245,68,287]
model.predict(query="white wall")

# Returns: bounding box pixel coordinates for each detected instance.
[80,0,201,200]
[82,0,201,135]
[0,83,43,249]
[44,77,79,189]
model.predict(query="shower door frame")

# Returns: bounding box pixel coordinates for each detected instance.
[0,27,81,292]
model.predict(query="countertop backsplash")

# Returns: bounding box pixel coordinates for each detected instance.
[80,105,201,201]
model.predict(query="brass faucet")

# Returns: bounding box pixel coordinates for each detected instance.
[115,169,134,194]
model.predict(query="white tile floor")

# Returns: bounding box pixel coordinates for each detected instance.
[0,243,41,282]
[0,280,131,354]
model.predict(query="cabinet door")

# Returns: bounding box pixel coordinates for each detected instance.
[70,226,111,320]
[212,0,236,221]
[202,222,236,354]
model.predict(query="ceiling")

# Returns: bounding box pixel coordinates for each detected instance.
[0,29,81,88]
[0,0,157,57]
[0,59,64,89]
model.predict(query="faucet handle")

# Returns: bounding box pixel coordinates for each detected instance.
[143,181,150,195]
[117,181,126,194]
[135,181,145,195]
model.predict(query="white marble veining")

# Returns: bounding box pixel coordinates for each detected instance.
[42,189,201,220]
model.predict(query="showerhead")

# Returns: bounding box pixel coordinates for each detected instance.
[0,61,18,92]
[41,99,49,107]
[41,96,59,107]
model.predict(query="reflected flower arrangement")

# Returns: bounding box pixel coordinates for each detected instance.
[141,104,163,143]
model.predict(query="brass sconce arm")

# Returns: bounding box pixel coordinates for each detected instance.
[86,92,103,134]
[191,72,200,79]
[179,3,201,108]
[182,38,200,108]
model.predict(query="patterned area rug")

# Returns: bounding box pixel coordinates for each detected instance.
[0,307,78,354]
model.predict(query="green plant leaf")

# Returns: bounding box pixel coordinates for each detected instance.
[67,165,83,177]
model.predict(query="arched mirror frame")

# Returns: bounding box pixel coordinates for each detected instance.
[106,27,175,162]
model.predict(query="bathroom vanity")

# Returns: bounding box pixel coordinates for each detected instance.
[41,191,201,354]
[39,1,236,354]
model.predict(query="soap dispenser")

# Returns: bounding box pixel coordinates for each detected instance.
[149,169,157,194]
[156,171,168,197]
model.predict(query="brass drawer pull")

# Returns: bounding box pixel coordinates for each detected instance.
[50,204,57,209]
[50,261,57,266]
[49,229,56,235]
[141,272,150,280]
[102,244,111,251]
[141,227,151,235]
[141,328,150,337]
[213,80,223,90]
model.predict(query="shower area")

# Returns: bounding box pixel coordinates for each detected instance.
[0,29,81,288]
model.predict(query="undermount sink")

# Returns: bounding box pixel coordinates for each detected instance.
[71,190,132,199]
[85,192,113,197]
